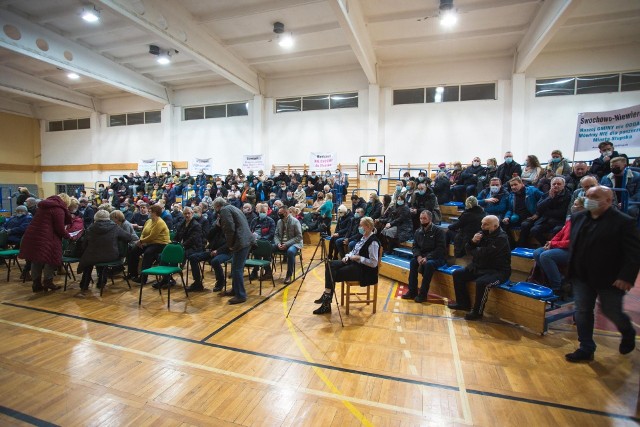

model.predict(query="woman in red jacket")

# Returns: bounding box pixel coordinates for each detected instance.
[532,197,584,291]
[19,194,72,292]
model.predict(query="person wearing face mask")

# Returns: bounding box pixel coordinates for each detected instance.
[531,197,585,298]
[1,205,32,247]
[496,151,522,185]
[247,203,276,280]
[567,175,599,216]
[447,196,485,257]
[545,150,571,177]
[452,158,485,202]
[391,180,407,207]
[449,215,511,321]
[333,168,349,209]
[433,171,452,204]
[564,186,640,362]
[410,183,441,229]
[521,155,543,186]
[313,216,380,315]
[401,210,446,303]
[590,141,628,180]
[328,205,353,260]
[276,181,289,200]
[476,158,498,192]
[364,193,382,220]
[437,162,451,179]
[404,180,417,205]
[240,181,256,206]
[242,203,257,225]
[273,205,303,284]
[380,195,413,255]
[600,157,640,218]
[477,178,508,219]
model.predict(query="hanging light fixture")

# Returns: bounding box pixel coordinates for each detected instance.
[273,22,294,48]
[81,6,100,23]
[439,0,457,27]
[149,45,178,65]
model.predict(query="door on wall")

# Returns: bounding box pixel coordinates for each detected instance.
[56,183,84,197]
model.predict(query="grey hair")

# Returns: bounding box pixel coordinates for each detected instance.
[551,176,566,185]
[15,205,28,214]
[212,197,227,209]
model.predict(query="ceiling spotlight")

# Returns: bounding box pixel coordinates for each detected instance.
[149,44,178,65]
[439,0,457,27]
[81,6,100,23]
[273,22,294,48]
[67,72,80,80]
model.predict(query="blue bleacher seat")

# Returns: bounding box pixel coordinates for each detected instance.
[392,247,413,258]
[500,282,556,300]
[443,202,464,209]
[437,265,464,274]
[511,247,535,258]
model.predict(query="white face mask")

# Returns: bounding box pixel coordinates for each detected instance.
[472,161,480,167]
[583,199,601,211]
[490,186,500,193]
[602,150,613,157]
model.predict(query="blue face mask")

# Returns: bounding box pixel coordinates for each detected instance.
[353,213,360,219]
[358,226,365,235]
[505,157,513,164]
[405,186,411,191]
[397,201,404,206]
[418,190,426,195]
[396,185,402,191]
[259,212,267,219]
[551,157,561,163]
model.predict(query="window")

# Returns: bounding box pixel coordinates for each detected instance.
[621,71,640,92]
[460,83,495,101]
[126,112,144,125]
[303,95,330,111]
[109,114,126,127]
[330,92,358,109]
[183,101,249,121]
[275,91,359,113]
[393,88,424,105]
[535,77,575,97]
[576,74,619,95]
[276,97,301,113]
[205,105,226,119]
[227,102,248,117]
[108,110,162,126]
[145,110,162,123]
[47,117,91,132]
[535,70,640,97]
[426,86,459,103]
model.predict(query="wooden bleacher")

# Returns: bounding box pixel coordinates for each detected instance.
[381,238,573,335]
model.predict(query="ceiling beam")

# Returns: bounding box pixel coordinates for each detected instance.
[96,35,156,53]
[248,45,351,65]
[0,95,34,117]
[514,0,581,73]
[367,0,540,24]
[0,9,170,104]
[96,0,261,95]
[223,22,340,46]
[0,65,97,112]
[563,9,640,27]
[329,0,377,84]
[376,24,528,47]
[196,0,324,23]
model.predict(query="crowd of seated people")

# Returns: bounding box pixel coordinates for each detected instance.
[7,140,638,299]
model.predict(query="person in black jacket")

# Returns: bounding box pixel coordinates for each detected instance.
[77,210,133,292]
[449,215,511,320]
[589,141,628,180]
[161,207,204,290]
[328,205,352,260]
[495,151,522,185]
[351,194,367,212]
[313,217,380,315]
[364,193,382,220]
[402,211,447,303]
[410,183,439,230]
[447,196,485,257]
[518,176,571,247]
[380,195,413,254]
[452,157,485,201]
[342,208,364,258]
[565,186,640,362]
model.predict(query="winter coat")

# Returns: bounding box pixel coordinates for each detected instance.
[175,218,204,252]
[496,161,522,184]
[536,188,571,223]
[78,220,132,273]
[388,204,413,242]
[19,195,72,266]
[364,201,382,220]
[458,165,486,186]
[219,204,255,252]
[3,213,32,243]
[448,205,485,257]
[477,188,509,218]
[465,228,511,274]
[505,186,543,219]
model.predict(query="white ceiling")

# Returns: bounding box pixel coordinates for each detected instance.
[0,0,638,117]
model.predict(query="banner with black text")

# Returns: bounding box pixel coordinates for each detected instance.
[574,104,640,152]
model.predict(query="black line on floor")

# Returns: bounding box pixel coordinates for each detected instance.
[0,405,59,427]
[3,302,639,422]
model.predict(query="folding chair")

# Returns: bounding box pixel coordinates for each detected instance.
[0,248,21,282]
[244,239,276,295]
[95,240,131,296]
[140,243,188,308]
[62,239,81,291]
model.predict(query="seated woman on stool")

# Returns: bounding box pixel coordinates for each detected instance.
[313,216,380,315]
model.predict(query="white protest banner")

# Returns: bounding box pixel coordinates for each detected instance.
[242,154,265,171]
[574,104,640,152]
[190,158,214,174]
[137,159,156,174]
[309,152,337,171]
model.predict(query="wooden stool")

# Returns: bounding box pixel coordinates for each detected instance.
[340,281,378,315]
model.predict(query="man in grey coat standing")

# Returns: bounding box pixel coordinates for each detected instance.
[213,197,255,304]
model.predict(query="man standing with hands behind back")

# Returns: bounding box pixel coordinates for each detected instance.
[565,186,640,362]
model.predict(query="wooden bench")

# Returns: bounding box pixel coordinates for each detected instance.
[380,250,573,334]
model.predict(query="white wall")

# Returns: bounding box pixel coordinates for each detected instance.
[36,45,640,189]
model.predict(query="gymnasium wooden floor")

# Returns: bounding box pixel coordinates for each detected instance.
[0,247,639,426]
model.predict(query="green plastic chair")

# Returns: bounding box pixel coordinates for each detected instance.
[245,239,276,295]
[0,248,21,282]
[62,239,81,290]
[140,243,188,308]
[95,240,131,297]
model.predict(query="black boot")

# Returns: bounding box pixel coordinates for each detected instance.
[313,301,331,315]
[32,277,43,293]
[314,292,332,304]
